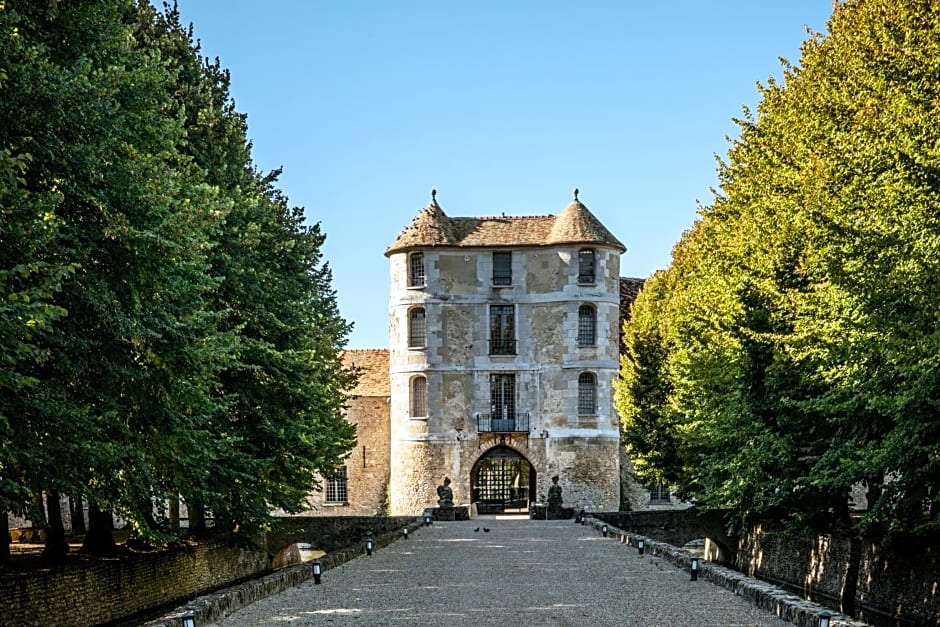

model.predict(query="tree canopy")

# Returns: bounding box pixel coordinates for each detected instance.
[616,0,940,541]
[0,0,355,560]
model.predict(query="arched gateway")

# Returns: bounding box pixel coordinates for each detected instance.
[471,446,535,514]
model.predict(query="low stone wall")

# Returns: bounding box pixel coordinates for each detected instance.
[739,526,940,627]
[146,520,420,626]
[594,509,735,559]
[1,516,415,626]
[0,542,271,627]
[586,518,868,627]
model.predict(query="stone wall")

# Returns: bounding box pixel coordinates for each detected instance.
[2,516,412,627]
[739,525,940,626]
[0,542,270,627]
[301,394,390,516]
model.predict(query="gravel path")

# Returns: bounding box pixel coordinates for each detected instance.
[218,517,792,626]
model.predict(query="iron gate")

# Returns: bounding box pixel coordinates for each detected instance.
[472,446,532,512]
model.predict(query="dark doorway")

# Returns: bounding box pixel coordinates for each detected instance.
[471,446,535,514]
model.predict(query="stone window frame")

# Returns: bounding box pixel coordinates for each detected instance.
[489,372,516,420]
[409,252,426,288]
[411,375,428,418]
[408,306,427,349]
[488,303,516,355]
[577,303,596,347]
[492,251,512,286]
[577,371,597,416]
[578,248,596,285]
[325,466,348,503]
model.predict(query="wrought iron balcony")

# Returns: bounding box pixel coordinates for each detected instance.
[476,412,530,433]
[488,339,517,355]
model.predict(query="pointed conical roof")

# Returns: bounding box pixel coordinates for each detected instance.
[547,197,625,252]
[385,190,457,255]
[386,190,625,255]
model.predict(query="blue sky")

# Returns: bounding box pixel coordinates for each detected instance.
[174,1,834,349]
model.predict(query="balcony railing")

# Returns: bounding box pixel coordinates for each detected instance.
[488,339,517,355]
[476,412,530,433]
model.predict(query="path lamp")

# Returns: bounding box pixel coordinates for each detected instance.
[690,556,699,581]
[637,538,645,556]
[366,537,374,556]
[312,560,322,584]
[403,526,409,539]
[182,610,195,627]
[424,514,432,526]
[581,514,586,526]
[602,524,608,537]
[818,610,833,627]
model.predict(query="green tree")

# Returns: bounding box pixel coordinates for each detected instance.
[619,0,940,544]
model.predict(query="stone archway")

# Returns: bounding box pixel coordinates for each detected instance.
[470,445,535,514]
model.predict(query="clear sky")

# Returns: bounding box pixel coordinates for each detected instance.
[174,1,834,349]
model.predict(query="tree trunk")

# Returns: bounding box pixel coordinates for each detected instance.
[168,497,180,532]
[80,502,117,555]
[841,534,862,616]
[70,495,86,535]
[42,490,69,563]
[1,512,10,566]
[188,500,207,535]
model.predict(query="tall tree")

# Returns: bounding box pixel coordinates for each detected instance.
[619,0,940,542]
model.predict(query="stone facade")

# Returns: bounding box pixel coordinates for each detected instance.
[298,350,391,516]
[385,192,626,515]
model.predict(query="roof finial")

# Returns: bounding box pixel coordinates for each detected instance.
[431,188,437,204]
[573,187,579,201]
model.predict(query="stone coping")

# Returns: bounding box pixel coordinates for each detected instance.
[584,518,870,627]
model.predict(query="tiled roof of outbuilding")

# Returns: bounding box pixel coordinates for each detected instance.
[619,277,645,322]
[618,276,646,350]
[386,191,626,255]
[342,349,390,397]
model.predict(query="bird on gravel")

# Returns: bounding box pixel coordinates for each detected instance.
[474,527,479,532]
[483,528,490,532]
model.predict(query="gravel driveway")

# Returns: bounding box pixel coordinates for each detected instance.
[217,517,792,626]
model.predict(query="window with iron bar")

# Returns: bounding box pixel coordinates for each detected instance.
[326,466,348,503]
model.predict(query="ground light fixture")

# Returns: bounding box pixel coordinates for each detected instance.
[312,560,322,584]
[182,610,195,627]
[366,537,374,556]
[403,526,409,539]
[690,556,699,581]
[637,538,645,556]
[818,610,833,627]
[424,515,432,526]
[581,514,586,526]
[602,524,608,537]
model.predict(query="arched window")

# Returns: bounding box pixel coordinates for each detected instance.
[578,372,597,415]
[578,249,596,284]
[411,376,428,417]
[577,304,596,346]
[408,307,426,348]
[409,252,425,287]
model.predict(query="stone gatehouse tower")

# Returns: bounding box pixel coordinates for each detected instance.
[384,190,625,515]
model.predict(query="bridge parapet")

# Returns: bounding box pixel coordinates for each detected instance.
[593,509,736,564]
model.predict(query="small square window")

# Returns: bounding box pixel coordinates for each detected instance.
[493,252,512,286]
